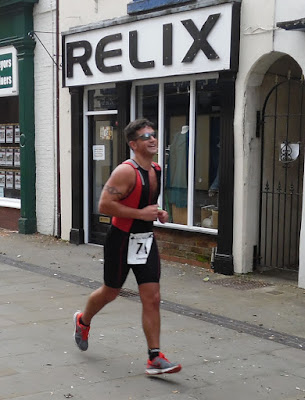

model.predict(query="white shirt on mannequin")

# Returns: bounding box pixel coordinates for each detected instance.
[181,125,189,134]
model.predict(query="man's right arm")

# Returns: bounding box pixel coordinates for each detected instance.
[98,165,159,221]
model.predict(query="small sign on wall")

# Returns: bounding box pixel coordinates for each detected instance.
[0,46,18,96]
[93,144,105,161]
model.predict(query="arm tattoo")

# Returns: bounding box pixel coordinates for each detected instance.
[104,185,123,197]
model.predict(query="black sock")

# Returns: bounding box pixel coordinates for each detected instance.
[149,348,160,361]
[79,317,90,327]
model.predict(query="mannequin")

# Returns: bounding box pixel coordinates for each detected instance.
[181,125,189,134]
[166,124,189,223]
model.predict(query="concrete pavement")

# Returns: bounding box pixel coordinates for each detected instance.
[1,229,305,399]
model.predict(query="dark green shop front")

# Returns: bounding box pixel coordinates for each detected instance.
[0,0,37,233]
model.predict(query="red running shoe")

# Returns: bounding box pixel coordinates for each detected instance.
[146,352,182,375]
[73,311,90,351]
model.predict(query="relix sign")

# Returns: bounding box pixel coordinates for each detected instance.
[63,3,234,87]
[0,46,18,96]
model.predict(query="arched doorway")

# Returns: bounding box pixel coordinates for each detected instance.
[258,59,305,271]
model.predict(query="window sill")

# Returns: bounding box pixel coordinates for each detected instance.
[154,221,218,235]
[0,197,21,209]
[127,0,194,14]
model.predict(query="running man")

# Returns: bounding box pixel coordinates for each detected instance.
[73,118,182,375]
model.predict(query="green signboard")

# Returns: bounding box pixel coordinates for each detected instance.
[0,53,13,89]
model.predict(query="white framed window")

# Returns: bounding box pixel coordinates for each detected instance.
[131,73,220,234]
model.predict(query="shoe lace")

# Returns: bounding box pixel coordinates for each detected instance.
[158,352,169,362]
[80,324,90,340]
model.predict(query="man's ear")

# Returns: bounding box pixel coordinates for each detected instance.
[129,141,137,151]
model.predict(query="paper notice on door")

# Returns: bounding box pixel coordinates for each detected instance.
[93,145,105,161]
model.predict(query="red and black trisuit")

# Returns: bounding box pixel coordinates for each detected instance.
[104,159,161,289]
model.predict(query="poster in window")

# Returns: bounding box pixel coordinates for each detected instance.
[14,148,20,166]
[14,171,21,190]
[93,145,105,160]
[0,171,5,187]
[100,126,113,140]
[0,125,5,143]
[5,125,13,143]
[14,125,20,143]
[0,149,6,166]
[6,171,13,188]
[6,148,13,166]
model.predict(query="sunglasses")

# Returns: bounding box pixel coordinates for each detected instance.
[136,131,157,141]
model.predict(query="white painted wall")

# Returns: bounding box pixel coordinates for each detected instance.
[59,0,129,241]
[234,0,305,288]
[275,0,305,22]
[33,0,58,235]
[233,0,276,273]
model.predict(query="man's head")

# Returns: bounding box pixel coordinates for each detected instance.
[124,118,154,145]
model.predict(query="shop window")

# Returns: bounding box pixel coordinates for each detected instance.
[127,0,194,14]
[164,81,190,225]
[88,87,118,111]
[194,80,220,229]
[134,77,220,232]
[135,84,159,130]
[0,96,20,200]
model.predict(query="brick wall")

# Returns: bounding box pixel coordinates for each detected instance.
[155,227,217,268]
[0,207,20,231]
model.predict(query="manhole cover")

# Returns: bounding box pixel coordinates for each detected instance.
[210,277,272,290]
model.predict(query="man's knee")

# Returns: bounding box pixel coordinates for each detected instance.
[141,288,160,309]
[104,286,121,303]
[93,285,120,304]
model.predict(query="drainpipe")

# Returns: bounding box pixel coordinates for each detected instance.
[55,0,61,238]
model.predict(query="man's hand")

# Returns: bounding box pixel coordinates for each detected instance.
[140,204,159,221]
[157,208,169,224]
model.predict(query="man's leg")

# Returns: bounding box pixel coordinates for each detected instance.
[82,284,121,325]
[74,285,120,351]
[138,282,161,349]
[139,282,182,375]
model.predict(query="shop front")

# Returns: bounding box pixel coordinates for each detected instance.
[62,1,240,273]
[0,0,37,233]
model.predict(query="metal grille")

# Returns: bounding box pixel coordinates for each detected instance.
[258,77,305,270]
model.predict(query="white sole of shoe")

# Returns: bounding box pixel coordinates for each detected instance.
[146,364,182,375]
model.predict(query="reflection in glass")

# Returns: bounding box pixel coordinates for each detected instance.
[88,87,118,111]
[163,81,190,225]
[194,79,220,228]
[92,115,118,214]
[135,84,159,130]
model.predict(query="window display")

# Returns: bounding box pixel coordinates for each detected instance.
[134,76,220,231]
[0,123,21,199]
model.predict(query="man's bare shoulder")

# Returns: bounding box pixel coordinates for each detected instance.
[108,164,136,189]
[111,163,135,180]
[104,163,136,198]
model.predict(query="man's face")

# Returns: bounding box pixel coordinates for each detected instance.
[132,126,158,156]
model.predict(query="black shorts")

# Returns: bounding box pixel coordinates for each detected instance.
[104,226,161,289]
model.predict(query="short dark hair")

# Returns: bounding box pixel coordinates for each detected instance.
[124,118,154,145]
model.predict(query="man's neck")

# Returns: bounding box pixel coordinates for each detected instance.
[133,156,153,171]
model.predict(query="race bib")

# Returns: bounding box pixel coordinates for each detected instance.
[127,232,154,265]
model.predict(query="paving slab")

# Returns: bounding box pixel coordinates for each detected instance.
[1,230,305,399]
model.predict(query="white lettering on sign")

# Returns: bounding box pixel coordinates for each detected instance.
[0,46,18,96]
[0,59,12,71]
[0,76,12,85]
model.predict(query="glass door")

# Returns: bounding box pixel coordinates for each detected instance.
[89,114,118,244]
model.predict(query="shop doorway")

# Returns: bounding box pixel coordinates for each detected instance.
[88,114,119,244]
[258,77,305,270]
